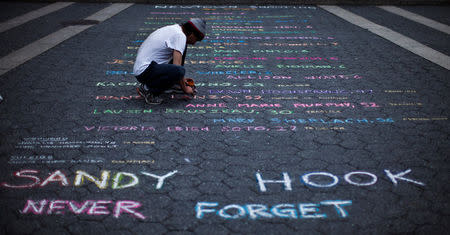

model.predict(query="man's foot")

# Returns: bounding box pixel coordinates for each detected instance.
[145,93,164,104]
[137,84,163,104]
[136,84,148,97]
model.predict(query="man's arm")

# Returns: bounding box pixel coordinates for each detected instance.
[172,50,183,66]
[173,50,193,95]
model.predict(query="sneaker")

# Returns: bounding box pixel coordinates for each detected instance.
[145,93,163,104]
[136,84,163,104]
[137,84,148,97]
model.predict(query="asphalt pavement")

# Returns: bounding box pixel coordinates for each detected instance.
[0,2,449,234]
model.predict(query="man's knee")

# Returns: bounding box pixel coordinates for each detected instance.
[174,66,185,79]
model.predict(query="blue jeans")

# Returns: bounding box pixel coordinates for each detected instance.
[136,61,185,95]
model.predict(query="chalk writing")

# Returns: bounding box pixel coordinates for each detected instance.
[389,102,423,106]
[293,103,355,108]
[106,59,134,65]
[146,17,182,20]
[150,12,196,15]
[276,57,338,61]
[276,65,345,69]
[214,64,265,68]
[291,102,380,108]
[209,36,332,40]
[165,108,257,114]
[174,95,262,100]
[304,74,362,80]
[10,155,53,161]
[195,200,352,219]
[304,126,345,130]
[186,60,241,64]
[167,126,210,132]
[111,160,155,164]
[97,95,264,101]
[15,138,118,149]
[259,89,373,94]
[123,141,155,145]
[212,25,263,29]
[270,118,394,124]
[402,117,448,121]
[253,49,310,53]
[93,109,153,114]
[255,170,425,192]
[274,25,313,29]
[384,89,416,93]
[194,82,265,87]
[96,95,143,100]
[214,57,267,60]
[259,42,339,47]
[8,157,104,165]
[105,70,132,75]
[318,96,349,100]
[217,30,317,34]
[305,110,342,114]
[203,40,247,44]
[153,5,316,9]
[21,199,146,219]
[196,70,273,75]
[1,169,178,190]
[96,82,139,87]
[237,103,282,108]
[213,118,255,123]
[209,42,248,46]
[271,96,344,100]
[277,84,310,87]
[222,126,297,132]
[186,103,228,108]
[226,75,291,80]
[208,89,252,94]
[84,126,156,131]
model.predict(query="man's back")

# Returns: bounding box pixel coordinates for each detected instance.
[133,24,186,76]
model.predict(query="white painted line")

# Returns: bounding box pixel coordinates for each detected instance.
[378,6,450,35]
[0,2,74,33]
[85,3,131,22]
[0,3,133,76]
[319,5,450,70]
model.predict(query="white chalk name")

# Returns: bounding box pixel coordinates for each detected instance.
[256,169,425,192]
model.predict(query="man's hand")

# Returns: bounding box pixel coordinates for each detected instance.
[180,77,195,95]
[183,86,194,95]
[184,77,197,95]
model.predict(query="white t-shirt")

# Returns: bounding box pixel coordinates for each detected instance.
[133,24,186,76]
